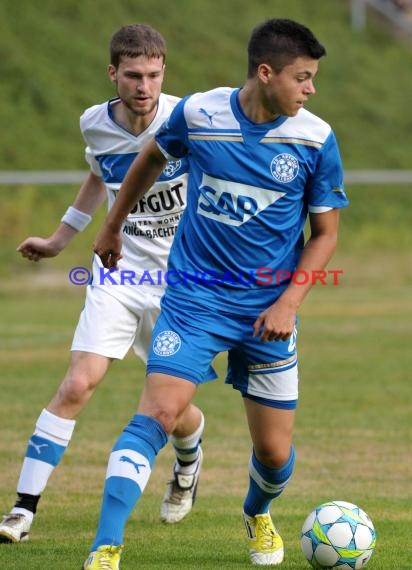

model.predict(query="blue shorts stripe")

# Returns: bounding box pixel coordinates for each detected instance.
[242,393,298,410]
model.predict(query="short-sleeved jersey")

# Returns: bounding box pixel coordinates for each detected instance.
[155,87,348,315]
[80,94,188,301]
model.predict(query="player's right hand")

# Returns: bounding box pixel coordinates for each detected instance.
[17,237,61,262]
[93,225,122,269]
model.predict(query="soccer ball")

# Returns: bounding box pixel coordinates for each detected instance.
[301,500,376,569]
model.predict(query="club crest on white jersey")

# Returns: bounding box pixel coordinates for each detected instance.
[197,173,285,226]
[163,160,182,178]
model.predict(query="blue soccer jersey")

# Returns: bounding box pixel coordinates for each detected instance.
[155,87,348,314]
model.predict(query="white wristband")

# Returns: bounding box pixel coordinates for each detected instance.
[61,206,92,232]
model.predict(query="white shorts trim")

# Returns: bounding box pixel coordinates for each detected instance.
[246,362,299,401]
[71,285,162,362]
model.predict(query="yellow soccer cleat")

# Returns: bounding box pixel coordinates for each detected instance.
[83,544,123,570]
[243,512,284,565]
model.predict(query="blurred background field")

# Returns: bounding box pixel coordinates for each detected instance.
[1,0,412,170]
[0,0,411,568]
[2,0,412,275]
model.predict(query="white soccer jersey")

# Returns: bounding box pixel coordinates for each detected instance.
[80,94,188,303]
[155,87,348,314]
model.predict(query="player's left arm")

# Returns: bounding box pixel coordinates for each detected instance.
[254,208,340,342]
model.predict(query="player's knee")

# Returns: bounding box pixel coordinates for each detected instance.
[145,408,180,435]
[255,446,292,469]
[58,370,97,404]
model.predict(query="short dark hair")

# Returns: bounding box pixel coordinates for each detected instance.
[247,18,326,77]
[110,24,166,68]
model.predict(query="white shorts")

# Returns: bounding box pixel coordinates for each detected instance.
[71,284,163,361]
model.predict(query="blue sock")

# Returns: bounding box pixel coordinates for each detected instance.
[91,414,168,550]
[243,446,295,517]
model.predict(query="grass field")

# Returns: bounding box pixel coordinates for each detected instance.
[0,244,411,569]
[2,1,412,566]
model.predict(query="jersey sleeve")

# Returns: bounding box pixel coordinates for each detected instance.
[155,96,191,160]
[84,146,102,176]
[307,130,349,212]
[79,112,103,177]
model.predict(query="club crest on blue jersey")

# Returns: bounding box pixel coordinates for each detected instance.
[153,330,182,356]
[270,153,299,183]
[163,160,182,178]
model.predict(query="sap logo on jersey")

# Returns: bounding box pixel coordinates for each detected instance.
[197,174,285,226]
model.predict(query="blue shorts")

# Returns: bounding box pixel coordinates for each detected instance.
[147,297,299,409]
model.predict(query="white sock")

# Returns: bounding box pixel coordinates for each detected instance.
[10,508,34,522]
[16,409,76,496]
[171,412,204,473]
